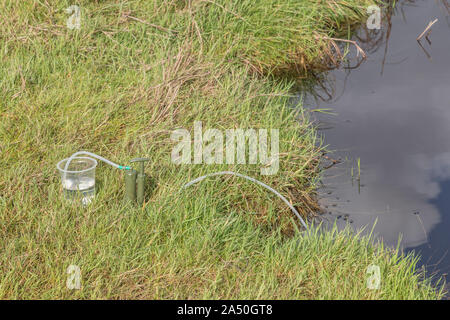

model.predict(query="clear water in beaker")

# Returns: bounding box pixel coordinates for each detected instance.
[57,157,97,205]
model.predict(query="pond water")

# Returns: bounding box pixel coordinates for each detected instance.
[306,0,450,289]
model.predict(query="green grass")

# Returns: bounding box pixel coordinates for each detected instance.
[0,0,445,299]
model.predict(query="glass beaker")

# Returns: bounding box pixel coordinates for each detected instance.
[57,157,97,205]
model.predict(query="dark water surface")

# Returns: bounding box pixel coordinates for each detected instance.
[308,0,450,286]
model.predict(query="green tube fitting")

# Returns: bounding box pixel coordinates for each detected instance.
[124,169,137,203]
[130,158,150,205]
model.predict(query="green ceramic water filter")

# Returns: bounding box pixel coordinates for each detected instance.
[130,158,150,205]
[124,169,137,203]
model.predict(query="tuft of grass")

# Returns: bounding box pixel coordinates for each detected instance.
[0,0,444,299]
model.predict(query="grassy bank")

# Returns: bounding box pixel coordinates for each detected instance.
[0,0,444,299]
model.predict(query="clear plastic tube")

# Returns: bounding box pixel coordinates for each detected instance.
[63,151,125,171]
[182,171,309,230]
[62,151,129,181]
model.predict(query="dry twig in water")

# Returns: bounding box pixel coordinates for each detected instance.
[417,19,438,42]
[321,36,367,60]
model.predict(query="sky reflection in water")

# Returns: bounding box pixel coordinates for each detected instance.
[308,0,450,276]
